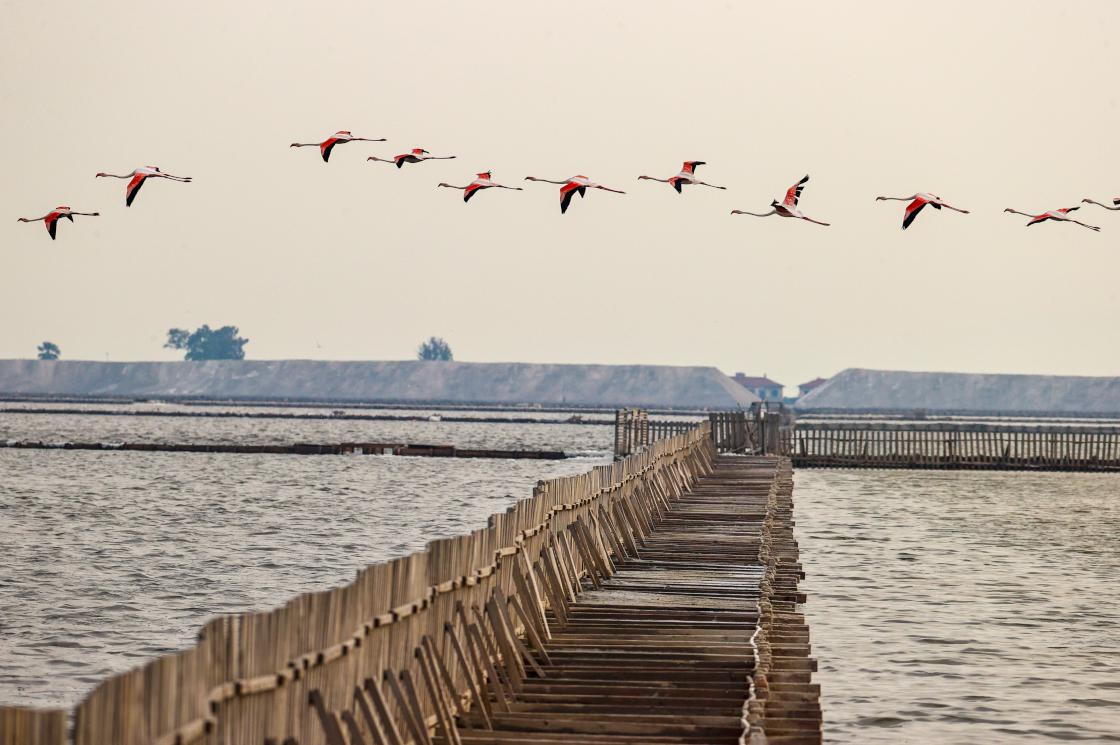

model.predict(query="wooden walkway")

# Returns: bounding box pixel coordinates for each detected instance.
[444,456,819,745]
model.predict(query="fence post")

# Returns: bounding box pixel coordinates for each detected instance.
[764,412,781,454]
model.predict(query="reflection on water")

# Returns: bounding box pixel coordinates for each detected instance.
[795,469,1120,744]
[0,449,607,708]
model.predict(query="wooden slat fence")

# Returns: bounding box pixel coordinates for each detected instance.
[614,409,796,459]
[793,422,1120,471]
[2,425,716,745]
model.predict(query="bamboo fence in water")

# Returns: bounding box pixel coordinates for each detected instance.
[1,424,713,745]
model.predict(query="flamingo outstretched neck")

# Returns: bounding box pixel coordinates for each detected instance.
[638,161,725,192]
[97,167,191,206]
[525,175,625,214]
[18,207,100,239]
[1004,207,1100,231]
[438,172,521,203]
[290,131,386,162]
[877,193,968,229]
[1082,198,1120,211]
[730,175,829,226]
[369,149,456,168]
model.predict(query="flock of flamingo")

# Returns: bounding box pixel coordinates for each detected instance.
[17,129,1120,239]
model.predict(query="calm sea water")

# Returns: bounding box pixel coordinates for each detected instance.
[0,446,607,708]
[0,404,613,455]
[795,469,1120,744]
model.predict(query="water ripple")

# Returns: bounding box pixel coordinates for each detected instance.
[796,469,1120,744]
[0,446,607,708]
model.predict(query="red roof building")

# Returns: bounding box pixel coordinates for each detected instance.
[798,377,829,398]
[732,373,784,401]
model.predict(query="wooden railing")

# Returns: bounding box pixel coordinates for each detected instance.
[1,425,715,745]
[614,405,794,458]
[792,422,1120,470]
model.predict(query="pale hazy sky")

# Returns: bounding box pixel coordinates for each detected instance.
[2,1,1118,389]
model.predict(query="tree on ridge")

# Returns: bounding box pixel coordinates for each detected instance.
[417,337,453,361]
[164,325,249,361]
[37,341,60,360]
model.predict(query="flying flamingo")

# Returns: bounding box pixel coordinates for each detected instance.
[368,149,456,168]
[875,193,969,230]
[1003,206,1100,231]
[730,175,830,226]
[638,161,726,193]
[436,171,521,203]
[18,206,99,240]
[1081,197,1120,211]
[290,131,385,162]
[523,175,626,214]
[96,166,191,207]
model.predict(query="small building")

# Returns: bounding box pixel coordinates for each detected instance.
[798,377,829,398]
[732,373,784,402]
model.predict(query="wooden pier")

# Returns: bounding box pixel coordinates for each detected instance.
[0,425,819,745]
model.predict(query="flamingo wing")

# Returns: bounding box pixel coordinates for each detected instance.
[394,154,408,169]
[901,197,928,230]
[560,182,584,214]
[45,212,62,240]
[681,161,704,175]
[783,175,809,207]
[1026,214,1051,225]
[320,138,341,162]
[125,174,147,207]
[670,177,684,194]
[463,182,485,203]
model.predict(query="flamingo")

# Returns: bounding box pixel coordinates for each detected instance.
[1081,198,1120,211]
[290,131,385,162]
[638,161,726,193]
[1003,206,1097,229]
[1003,206,1100,231]
[368,149,456,168]
[730,175,830,226]
[436,171,521,203]
[875,193,969,230]
[18,206,99,240]
[96,166,191,207]
[523,175,626,214]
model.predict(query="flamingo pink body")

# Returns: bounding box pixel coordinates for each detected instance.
[95,166,191,207]
[1003,206,1100,231]
[17,205,100,240]
[524,175,626,214]
[638,161,725,193]
[436,171,522,203]
[875,192,969,229]
[290,130,386,162]
[369,148,456,169]
[731,175,830,226]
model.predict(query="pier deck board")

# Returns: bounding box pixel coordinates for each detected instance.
[445,456,820,745]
